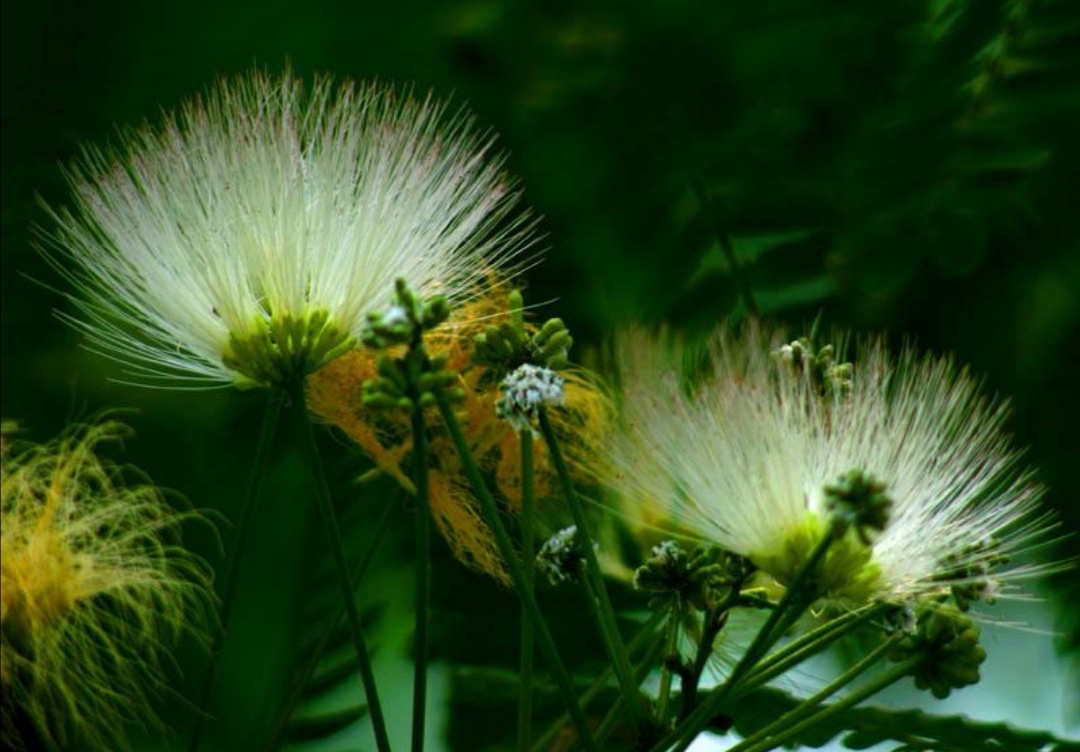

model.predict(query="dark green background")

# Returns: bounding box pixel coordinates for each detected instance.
[2,1,1078,750]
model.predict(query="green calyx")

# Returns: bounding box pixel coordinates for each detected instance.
[361,279,461,415]
[472,290,573,374]
[223,309,354,388]
[752,514,883,606]
[888,602,987,698]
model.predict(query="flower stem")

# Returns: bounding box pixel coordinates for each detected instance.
[189,391,283,752]
[739,605,887,694]
[734,650,920,752]
[531,610,666,752]
[518,429,536,752]
[650,529,837,752]
[656,601,681,730]
[263,497,396,751]
[434,393,599,752]
[593,629,669,747]
[410,407,431,752]
[288,380,392,752]
[537,408,651,732]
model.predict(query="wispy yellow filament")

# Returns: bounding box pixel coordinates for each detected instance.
[0,420,210,750]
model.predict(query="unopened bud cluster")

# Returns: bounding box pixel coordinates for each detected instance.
[361,278,450,349]
[634,542,754,611]
[773,337,853,398]
[473,290,573,373]
[889,602,986,699]
[824,469,893,545]
[361,279,461,414]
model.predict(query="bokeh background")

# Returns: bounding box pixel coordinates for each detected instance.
[2,1,1077,750]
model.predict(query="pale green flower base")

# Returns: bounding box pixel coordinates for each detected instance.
[751,515,883,606]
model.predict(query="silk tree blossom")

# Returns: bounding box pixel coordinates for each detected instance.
[0,420,210,749]
[41,71,534,388]
[605,325,1056,608]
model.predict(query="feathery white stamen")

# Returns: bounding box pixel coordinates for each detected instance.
[41,71,535,388]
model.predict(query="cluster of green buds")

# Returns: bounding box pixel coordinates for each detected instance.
[535,526,596,586]
[224,309,354,388]
[633,541,755,612]
[824,469,893,545]
[934,539,1008,611]
[888,602,987,699]
[773,337,853,399]
[361,278,450,349]
[360,279,462,414]
[472,290,573,374]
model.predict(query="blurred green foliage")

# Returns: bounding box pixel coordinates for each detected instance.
[2,0,1077,750]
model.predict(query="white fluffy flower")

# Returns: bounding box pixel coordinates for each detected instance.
[41,71,534,388]
[605,325,1055,606]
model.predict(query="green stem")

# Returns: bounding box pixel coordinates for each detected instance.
[189,391,283,752]
[518,429,536,752]
[648,528,837,752]
[692,180,759,317]
[725,634,904,752]
[531,611,666,752]
[263,498,396,751]
[288,381,392,752]
[656,601,681,730]
[434,393,599,752]
[410,407,431,752]
[736,653,920,752]
[739,605,887,694]
[537,408,651,730]
[592,629,669,748]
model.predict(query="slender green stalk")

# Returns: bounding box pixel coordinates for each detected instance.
[739,605,887,694]
[410,407,431,752]
[189,391,283,752]
[537,408,650,729]
[288,381,392,752]
[735,654,921,752]
[592,630,669,748]
[532,610,666,752]
[723,634,904,752]
[655,601,681,730]
[434,393,599,752]
[263,499,396,751]
[518,429,536,752]
[647,529,837,752]
[692,180,759,316]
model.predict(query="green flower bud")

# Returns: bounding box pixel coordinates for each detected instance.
[889,602,987,699]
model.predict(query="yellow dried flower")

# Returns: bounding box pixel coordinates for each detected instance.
[1,419,210,750]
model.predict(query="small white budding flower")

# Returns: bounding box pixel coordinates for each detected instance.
[496,364,565,433]
[606,325,1057,608]
[40,70,534,388]
[535,525,597,586]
